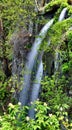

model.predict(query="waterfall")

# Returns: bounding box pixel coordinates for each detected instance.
[28,60,43,118]
[55,8,67,72]
[58,8,67,21]
[19,7,67,117]
[28,38,51,118]
[19,19,54,106]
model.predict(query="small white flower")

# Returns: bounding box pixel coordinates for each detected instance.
[18,102,21,106]
[34,108,37,112]
[66,119,68,122]
[49,113,52,117]
[60,107,63,111]
[30,102,33,104]
[0,116,2,121]
[44,102,47,107]
[26,116,30,121]
[4,112,6,115]
[8,103,14,108]
[13,116,15,120]
[37,98,39,101]
[50,122,52,125]
[29,34,32,37]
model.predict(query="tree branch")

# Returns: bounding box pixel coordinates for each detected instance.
[34,0,45,13]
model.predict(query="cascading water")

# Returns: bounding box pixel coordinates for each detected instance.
[28,38,51,118]
[58,8,67,21]
[55,8,67,72]
[28,60,43,118]
[19,19,54,106]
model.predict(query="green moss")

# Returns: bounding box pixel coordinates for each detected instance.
[44,0,68,12]
[54,3,69,22]
[66,30,72,50]
[44,0,72,18]
[62,63,69,73]
[48,18,72,47]
[67,5,72,15]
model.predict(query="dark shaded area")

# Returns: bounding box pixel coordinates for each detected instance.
[68,0,72,5]
[44,5,60,18]
[2,58,11,77]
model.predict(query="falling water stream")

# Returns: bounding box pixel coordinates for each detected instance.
[28,60,43,118]
[19,19,54,106]
[59,8,67,21]
[28,39,51,118]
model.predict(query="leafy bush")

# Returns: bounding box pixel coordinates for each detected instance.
[0,99,72,130]
[0,102,60,130]
[40,75,72,129]
[0,74,72,130]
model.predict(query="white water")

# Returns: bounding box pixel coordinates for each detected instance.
[28,38,51,118]
[55,8,67,72]
[58,8,67,21]
[28,60,43,118]
[19,19,54,105]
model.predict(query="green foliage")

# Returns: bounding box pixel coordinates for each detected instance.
[0,102,60,130]
[62,63,69,73]
[0,69,5,81]
[0,100,72,130]
[67,30,72,50]
[0,0,35,35]
[41,76,70,111]
[40,75,72,129]
[0,74,72,130]
[0,78,12,112]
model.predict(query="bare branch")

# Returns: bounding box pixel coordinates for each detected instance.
[34,0,40,12]
[34,0,45,13]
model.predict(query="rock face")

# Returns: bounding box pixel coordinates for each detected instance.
[10,28,32,99]
[11,29,32,79]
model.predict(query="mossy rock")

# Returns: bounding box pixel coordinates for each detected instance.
[48,18,72,47]
[44,0,72,18]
